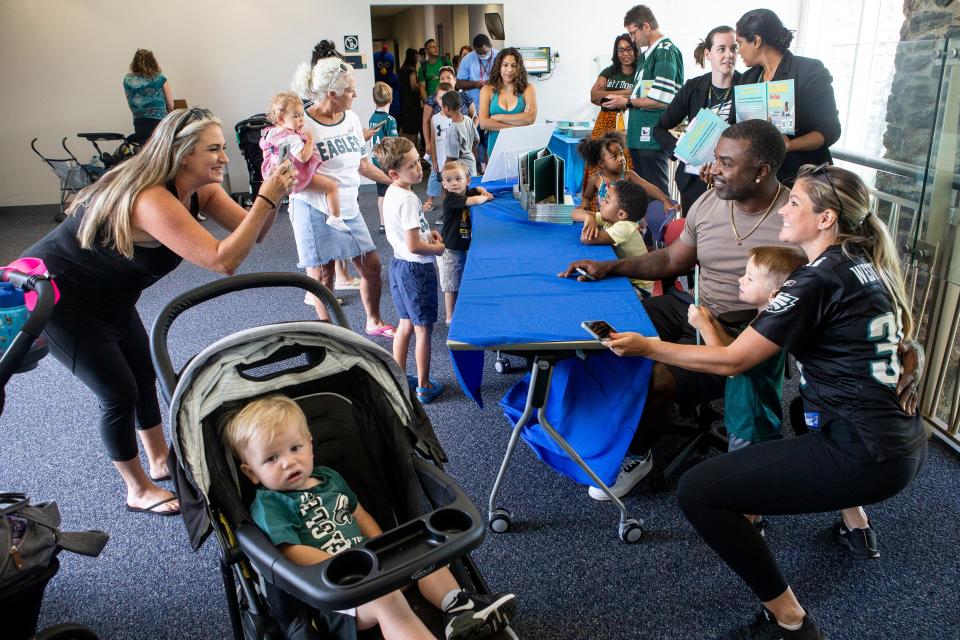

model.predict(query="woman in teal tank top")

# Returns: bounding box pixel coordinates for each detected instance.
[479,47,538,157]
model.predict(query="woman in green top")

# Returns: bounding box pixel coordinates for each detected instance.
[123,49,173,145]
[583,34,639,188]
[478,48,538,157]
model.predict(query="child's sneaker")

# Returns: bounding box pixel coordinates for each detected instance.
[325,215,350,233]
[720,608,828,639]
[444,591,517,640]
[831,516,879,559]
[587,451,653,500]
[416,380,444,404]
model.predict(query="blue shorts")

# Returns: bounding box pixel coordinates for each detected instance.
[426,170,442,197]
[389,258,438,326]
[289,197,376,268]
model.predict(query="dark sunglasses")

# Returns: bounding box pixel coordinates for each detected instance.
[174,107,213,136]
[809,162,844,220]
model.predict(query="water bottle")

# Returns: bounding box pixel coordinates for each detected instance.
[0,282,29,353]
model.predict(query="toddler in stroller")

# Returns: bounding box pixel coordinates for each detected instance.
[152,272,518,640]
[224,395,516,639]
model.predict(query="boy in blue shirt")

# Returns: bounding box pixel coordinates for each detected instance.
[370,82,400,234]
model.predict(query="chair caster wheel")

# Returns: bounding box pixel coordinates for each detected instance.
[54,214,65,223]
[489,508,512,533]
[494,358,511,374]
[619,518,644,543]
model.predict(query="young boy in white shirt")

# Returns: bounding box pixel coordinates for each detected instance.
[374,137,446,403]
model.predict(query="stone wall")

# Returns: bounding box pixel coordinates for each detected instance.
[880,0,960,200]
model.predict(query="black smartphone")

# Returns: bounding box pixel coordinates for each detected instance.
[581,320,616,341]
[575,267,596,281]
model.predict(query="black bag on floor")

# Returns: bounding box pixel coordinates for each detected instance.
[0,493,109,640]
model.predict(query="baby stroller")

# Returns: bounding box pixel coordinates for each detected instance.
[0,267,108,640]
[29,134,138,223]
[234,114,271,208]
[150,273,505,639]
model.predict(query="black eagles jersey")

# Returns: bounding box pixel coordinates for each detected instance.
[752,245,925,461]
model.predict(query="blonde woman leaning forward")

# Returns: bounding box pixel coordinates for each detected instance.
[603,164,926,640]
[23,108,295,516]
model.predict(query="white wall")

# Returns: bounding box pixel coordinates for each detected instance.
[1,0,802,207]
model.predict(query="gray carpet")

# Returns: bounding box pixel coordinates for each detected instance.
[1,188,958,640]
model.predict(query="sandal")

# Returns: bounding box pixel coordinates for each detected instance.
[126,495,180,517]
[365,324,396,339]
[416,380,445,404]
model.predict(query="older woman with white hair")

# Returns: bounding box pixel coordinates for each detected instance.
[291,58,396,336]
[23,107,296,516]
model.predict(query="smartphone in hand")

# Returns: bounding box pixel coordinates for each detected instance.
[581,320,616,341]
[278,142,292,165]
[575,267,596,281]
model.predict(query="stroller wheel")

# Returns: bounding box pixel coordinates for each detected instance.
[54,213,65,223]
[494,358,511,374]
[618,518,644,544]
[488,508,512,533]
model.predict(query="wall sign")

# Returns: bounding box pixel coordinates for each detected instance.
[344,35,359,53]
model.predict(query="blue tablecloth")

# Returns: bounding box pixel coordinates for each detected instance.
[447,195,657,486]
[471,175,517,195]
[547,131,586,197]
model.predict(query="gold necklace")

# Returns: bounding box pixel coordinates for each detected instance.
[730,184,782,245]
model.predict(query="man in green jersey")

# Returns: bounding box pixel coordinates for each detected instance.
[602,5,683,196]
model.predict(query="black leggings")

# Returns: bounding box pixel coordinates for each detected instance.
[44,312,162,462]
[676,431,927,601]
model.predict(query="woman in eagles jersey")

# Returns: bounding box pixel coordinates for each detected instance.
[603,164,926,640]
[291,57,395,336]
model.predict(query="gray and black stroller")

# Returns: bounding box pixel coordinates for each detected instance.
[150,273,504,639]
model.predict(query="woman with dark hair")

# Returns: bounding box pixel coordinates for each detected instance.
[736,8,841,184]
[454,45,472,71]
[653,26,741,215]
[123,49,174,145]
[478,47,537,157]
[581,34,639,189]
[605,164,926,640]
[398,48,422,147]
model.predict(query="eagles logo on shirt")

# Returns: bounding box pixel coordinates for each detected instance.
[765,292,798,314]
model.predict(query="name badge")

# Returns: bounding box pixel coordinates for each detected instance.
[639,126,651,143]
[804,411,821,431]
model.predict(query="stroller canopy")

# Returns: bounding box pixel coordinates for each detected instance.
[168,321,447,545]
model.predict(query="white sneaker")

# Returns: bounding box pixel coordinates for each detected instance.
[325,216,350,232]
[588,452,653,501]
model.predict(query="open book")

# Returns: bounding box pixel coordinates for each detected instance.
[734,79,795,135]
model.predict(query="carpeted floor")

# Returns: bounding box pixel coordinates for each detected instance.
[1,188,958,640]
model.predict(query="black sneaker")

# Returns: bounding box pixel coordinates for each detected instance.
[753,515,769,538]
[444,591,517,640]
[720,608,829,640]
[831,516,880,559]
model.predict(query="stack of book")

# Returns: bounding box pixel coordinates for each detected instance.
[528,203,575,223]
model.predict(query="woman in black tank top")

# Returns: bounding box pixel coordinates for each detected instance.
[23,108,296,517]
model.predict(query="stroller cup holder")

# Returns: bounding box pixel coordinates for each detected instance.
[237,459,484,611]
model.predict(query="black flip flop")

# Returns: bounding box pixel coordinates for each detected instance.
[150,474,172,482]
[126,495,180,516]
